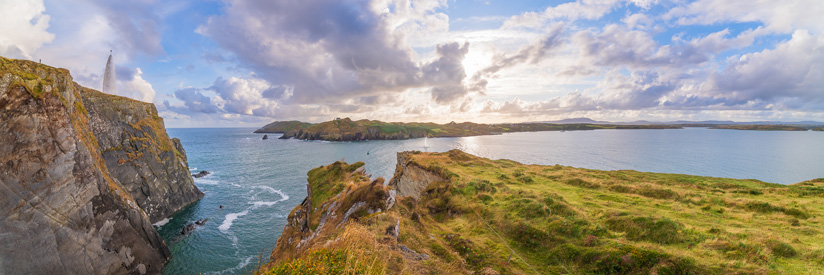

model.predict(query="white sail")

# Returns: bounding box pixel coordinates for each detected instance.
[423,136,430,148]
[102,51,116,94]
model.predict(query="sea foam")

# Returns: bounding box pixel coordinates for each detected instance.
[153,217,171,227]
[218,210,249,233]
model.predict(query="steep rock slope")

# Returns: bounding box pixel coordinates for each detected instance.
[81,88,202,223]
[0,57,201,274]
[261,150,824,274]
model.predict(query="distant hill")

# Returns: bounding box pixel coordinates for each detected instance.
[543,117,824,126]
[542,117,611,124]
[253,120,312,133]
[255,118,680,141]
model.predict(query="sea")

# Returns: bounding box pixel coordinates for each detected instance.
[159,127,824,274]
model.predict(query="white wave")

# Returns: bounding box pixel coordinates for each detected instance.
[195,178,219,185]
[153,217,171,227]
[189,167,197,171]
[254,186,290,200]
[249,186,289,207]
[251,201,279,207]
[206,255,255,275]
[218,210,249,233]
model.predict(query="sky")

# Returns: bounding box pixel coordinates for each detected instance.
[1,0,823,127]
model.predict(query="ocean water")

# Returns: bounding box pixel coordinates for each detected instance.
[160,127,824,274]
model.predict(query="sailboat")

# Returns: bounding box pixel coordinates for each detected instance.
[423,136,430,149]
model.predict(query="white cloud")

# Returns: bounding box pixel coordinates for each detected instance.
[502,0,622,29]
[117,68,157,103]
[0,0,54,59]
[664,0,824,34]
[701,30,824,108]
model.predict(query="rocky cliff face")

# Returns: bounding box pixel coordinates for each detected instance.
[270,161,394,264]
[387,152,447,201]
[0,57,201,274]
[81,88,202,223]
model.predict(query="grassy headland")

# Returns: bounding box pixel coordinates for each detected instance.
[256,118,681,141]
[254,120,313,133]
[260,150,824,274]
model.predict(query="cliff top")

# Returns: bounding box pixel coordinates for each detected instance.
[262,150,824,274]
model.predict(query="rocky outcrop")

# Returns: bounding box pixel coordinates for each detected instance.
[270,161,393,263]
[0,57,201,274]
[192,171,210,178]
[387,152,447,201]
[81,88,203,223]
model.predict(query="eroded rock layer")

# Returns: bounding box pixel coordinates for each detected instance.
[0,57,201,274]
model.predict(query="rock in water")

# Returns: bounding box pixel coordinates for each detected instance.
[262,134,269,140]
[192,170,211,178]
[0,57,202,274]
[181,224,197,235]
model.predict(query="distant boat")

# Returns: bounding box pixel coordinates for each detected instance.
[423,136,430,149]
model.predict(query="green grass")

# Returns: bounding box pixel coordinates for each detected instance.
[267,150,824,274]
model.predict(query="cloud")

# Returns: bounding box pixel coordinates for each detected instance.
[482,30,824,117]
[502,0,630,29]
[664,0,824,34]
[82,0,165,57]
[171,87,221,114]
[700,30,824,108]
[572,24,762,70]
[0,0,54,59]
[468,24,565,93]
[196,0,480,107]
[116,68,156,103]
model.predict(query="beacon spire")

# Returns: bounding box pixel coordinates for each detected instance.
[102,50,116,95]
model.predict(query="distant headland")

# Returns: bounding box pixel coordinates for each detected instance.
[254,118,681,141]
[255,117,823,141]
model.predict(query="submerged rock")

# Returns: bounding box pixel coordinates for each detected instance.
[192,170,211,178]
[181,224,197,235]
[180,218,209,236]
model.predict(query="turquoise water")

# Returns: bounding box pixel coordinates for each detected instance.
[160,127,824,274]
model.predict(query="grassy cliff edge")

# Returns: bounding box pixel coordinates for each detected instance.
[260,150,824,274]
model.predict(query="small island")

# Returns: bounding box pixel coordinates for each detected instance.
[255,117,681,141]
